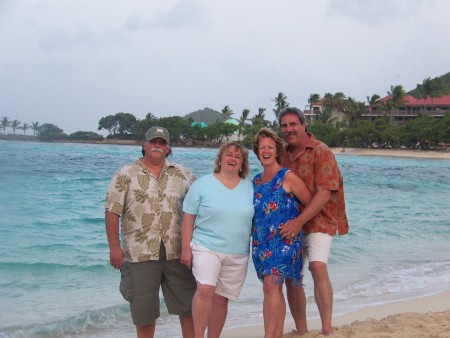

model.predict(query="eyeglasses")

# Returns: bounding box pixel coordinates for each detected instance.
[148,139,168,146]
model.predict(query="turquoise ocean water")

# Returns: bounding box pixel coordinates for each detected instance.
[1,139,449,337]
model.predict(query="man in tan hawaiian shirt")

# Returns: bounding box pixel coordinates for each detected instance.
[277,108,349,336]
[105,126,196,338]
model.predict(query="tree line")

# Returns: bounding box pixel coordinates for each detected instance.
[2,75,449,149]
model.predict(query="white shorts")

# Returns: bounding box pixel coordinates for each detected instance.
[190,242,249,300]
[301,233,333,275]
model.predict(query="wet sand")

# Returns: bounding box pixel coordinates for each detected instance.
[222,290,450,337]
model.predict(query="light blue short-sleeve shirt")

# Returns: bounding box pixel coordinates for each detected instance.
[183,173,254,255]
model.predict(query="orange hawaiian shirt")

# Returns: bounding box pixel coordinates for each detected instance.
[282,133,349,236]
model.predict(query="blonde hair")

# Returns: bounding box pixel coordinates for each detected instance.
[252,128,284,165]
[214,142,249,178]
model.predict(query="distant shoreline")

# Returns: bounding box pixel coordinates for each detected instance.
[331,147,450,159]
[0,135,218,148]
[1,135,449,159]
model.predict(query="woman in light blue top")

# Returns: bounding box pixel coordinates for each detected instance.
[181,142,254,338]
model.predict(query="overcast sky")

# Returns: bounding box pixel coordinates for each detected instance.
[1,0,449,134]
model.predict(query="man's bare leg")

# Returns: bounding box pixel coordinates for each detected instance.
[310,261,333,335]
[179,314,195,338]
[136,322,156,338]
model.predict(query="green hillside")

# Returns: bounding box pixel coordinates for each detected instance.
[408,72,450,98]
[184,107,226,125]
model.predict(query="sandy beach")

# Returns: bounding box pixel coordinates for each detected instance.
[331,147,450,160]
[221,290,450,337]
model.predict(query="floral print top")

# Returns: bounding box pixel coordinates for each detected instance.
[252,168,303,285]
[282,133,349,236]
[105,159,195,262]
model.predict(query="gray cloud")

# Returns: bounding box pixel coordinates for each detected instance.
[1,0,449,134]
[39,26,103,52]
[124,0,208,31]
[327,0,429,25]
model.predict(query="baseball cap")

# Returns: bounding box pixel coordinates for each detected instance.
[145,126,170,144]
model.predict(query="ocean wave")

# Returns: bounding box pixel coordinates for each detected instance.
[0,261,109,272]
[334,260,450,303]
[0,304,131,338]
[0,301,175,338]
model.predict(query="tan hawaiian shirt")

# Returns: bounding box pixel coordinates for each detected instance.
[105,159,195,262]
[282,133,349,236]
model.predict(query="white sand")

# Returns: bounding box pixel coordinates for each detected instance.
[221,290,450,337]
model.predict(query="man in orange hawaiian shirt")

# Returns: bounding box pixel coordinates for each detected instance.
[277,107,349,336]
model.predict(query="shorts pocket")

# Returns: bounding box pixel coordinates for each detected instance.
[119,263,133,302]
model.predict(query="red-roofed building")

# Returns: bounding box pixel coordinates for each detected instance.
[362,94,450,121]
[302,94,450,125]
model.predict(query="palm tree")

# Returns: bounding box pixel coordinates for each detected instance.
[252,108,268,126]
[366,94,381,109]
[11,120,21,135]
[321,92,346,124]
[238,109,250,140]
[333,92,347,112]
[366,94,381,119]
[308,93,320,111]
[387,85,407,123]
[31,122,40,136]
[308,93,320,123]
[18,123,30,135]
[344,97,358,125]
[387,85,407,107]
[322,92,346,113]
[221,105,234,118]
[1,116,11,135]
[271,92,289,121]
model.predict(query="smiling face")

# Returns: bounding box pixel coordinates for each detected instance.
[279,112,307,148]
[257,136,277,166]
[252,128,284,166]
[142,137,170,162]
[214,142,249,178]
[219,145,243,175]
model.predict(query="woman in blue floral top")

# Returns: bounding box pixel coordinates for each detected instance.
[252,128,312,338]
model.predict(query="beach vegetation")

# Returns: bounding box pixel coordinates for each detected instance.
[38,123,67,140]
[18,123,30,135]
[411,76,449,101]
[10,119,21,135]
[98,112,137,138]
[68,131,104,141]
[238,108,251,140]
[31,122,40,136]
[2,73,450,149]
[221,105,234,118]
[1,116,11,135]
[2,110,448,150]
[272,92,289,123]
